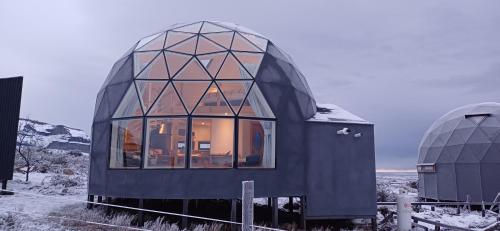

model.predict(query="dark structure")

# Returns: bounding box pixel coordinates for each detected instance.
[0,77,23,190]
[89,21,376,222]
[418,102,500,203]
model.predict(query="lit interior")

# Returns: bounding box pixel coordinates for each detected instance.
[109,21,276,169]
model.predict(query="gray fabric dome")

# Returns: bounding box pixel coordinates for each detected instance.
[417,102,500,203]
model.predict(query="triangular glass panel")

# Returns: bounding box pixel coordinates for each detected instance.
[135,32,162,51]
[238,84,274,118]
[165,32,195,49]
[134,51,160,76]
[164,51,192,78]
[193,83,234,116]
[135,80,167,112]
[197,52,227,78]
[147,83,187,115]
[174,58,211,80]
[239,32,268,52]
[137,32,166,51]
[113,83,143,118]
[232,51,264,77]
[172,22,203,33]
[166,36,197,54]
[173,81,210,113]
[216,53,252,79]
[135,53,169,79]
[217,80,252,113]
[203,32,234,49]
[200,22,232,33]
[196,36,226,55]
[231,33,261,52]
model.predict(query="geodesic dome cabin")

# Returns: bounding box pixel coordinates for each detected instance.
[418,102,500,203]
[89,21,376,219]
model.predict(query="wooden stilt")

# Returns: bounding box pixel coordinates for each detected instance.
[0,180,10,195]
[231,199,237,231]
[138,199,144,227]
[87,195,94,209]
[272,197,278,228]
[371,217,377,231]
[299,196,306,230]
[106,197,112,215]
[268,197,272,209]
[288,197,293,215]
[182,199,189,229]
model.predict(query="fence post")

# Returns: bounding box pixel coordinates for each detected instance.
[242,181,254,231]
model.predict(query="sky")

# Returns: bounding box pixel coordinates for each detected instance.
[1,0,499,169]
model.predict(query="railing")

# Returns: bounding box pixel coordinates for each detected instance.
[411,216,472,231]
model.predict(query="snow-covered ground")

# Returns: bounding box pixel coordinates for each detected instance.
[376,172,499,231]
[0,172,88,230]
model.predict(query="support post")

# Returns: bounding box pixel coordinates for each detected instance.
[106,197,112,215]
[242,181,254,231]
[288,197,293,215]
[138,199,144,227]
[431,206,435,211]
[299,196,306,230]
[456,205,461,215]
[466,195,471,211]
[97,196,102,204]
[87,195,94,209]
[268,197,272,209]
[231,199,237,231]
[481,201,486,217]
[435,225,440,231]
[0,180,9,195]
[272,197,278,228]
[371,217,377,231]
[182,199,189,229]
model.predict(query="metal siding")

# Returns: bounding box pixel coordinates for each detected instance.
[305,122,377,218]
[0,77,23,181]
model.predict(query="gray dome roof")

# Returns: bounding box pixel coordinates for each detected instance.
[417,102,500,202]
[418,102,500,164]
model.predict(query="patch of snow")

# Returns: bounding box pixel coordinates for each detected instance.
[308,103,371,124]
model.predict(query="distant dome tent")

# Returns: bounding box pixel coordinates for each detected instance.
[88,21,376,223]
[418,102,500,203]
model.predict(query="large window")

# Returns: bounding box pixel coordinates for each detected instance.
[238,119,275,168]
[109,21,276,169]
[191,118,234,168]
[110,119,143,168]
[144,118,187,168]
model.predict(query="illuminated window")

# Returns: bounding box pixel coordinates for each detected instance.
[238,119,275,168]
[144,118,187,168]
[190,118,234,168]
[109,119,143,168]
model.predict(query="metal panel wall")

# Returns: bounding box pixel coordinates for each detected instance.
[0,77,23,181]
[305,121,377,218]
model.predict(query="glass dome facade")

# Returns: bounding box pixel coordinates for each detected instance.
[98,21,287,170]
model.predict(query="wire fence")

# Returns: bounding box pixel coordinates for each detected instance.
[0,189,285,231]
